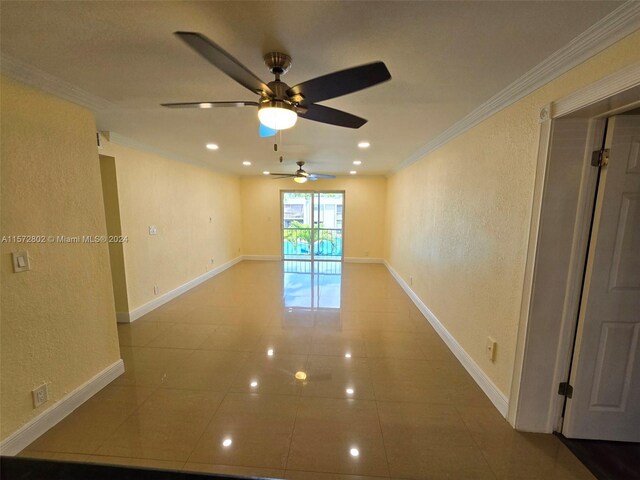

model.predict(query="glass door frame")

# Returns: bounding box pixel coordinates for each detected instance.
[280,189,345,262]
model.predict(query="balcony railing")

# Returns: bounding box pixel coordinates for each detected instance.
[283,227,342,259]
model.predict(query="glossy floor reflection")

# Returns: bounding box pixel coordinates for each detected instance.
[20,261,594,479]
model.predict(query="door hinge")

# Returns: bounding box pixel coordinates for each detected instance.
[591,148,609,167]
[558,382,573,398]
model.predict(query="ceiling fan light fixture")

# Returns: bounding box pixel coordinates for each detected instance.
[293,176,308,184]
[258,100,297,130]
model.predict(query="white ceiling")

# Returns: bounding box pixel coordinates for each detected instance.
[0,1,623,176]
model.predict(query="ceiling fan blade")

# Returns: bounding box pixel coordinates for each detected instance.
[175,32,273,96]
[161,101,258,109]
[298,104,367,129]
[287,61,390,104]
[308,173,336,179]
[259,124,278,137]
[269,173,295,177]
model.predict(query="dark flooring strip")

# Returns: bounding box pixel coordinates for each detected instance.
[555,433,640,480]
[0,456,275,480]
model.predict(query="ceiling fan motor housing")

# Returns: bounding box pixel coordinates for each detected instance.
[264,52,292,76]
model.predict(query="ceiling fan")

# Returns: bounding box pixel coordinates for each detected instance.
[161,32,391,135]
[269,161,335,183]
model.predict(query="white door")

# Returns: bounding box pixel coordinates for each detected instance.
[562,115,640,441]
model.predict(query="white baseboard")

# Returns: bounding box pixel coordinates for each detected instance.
[125,256,242,323]
[242,255,282,261]
[344,257,384,264]
[384,261,510,417]
[0,359,124,456]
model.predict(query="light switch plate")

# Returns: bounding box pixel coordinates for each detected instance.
[149,225,158,235]
[12,251,30,273]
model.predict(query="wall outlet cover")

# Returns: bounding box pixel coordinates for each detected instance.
[32,384,48,408]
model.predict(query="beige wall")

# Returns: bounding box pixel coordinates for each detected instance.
[385,31,640,397]
[241,176,386,259]
[0,77,121,440]
[99,155,129,313]
[100,141,242,312]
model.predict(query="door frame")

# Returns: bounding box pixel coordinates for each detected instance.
[509,63,640,432]
[280,189,346,262]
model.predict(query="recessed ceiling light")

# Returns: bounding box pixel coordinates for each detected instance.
[206,143,219,150]
[267,349,274,356]
[357,141,370,149]
[353,160,362,165]
[350,448,360,457]
[199,103,213,109]
[345,353,352,358]
[263,171,270,175]
[242,161,252,166]
[250,380,258,388]
[295,371,307,381]
[350,171,357,175]
[222,438,232,447]
[346,388,354,395]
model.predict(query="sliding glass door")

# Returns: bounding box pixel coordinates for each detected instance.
[281,191,344,261]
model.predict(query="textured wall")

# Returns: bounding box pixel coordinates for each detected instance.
[385,31,640,397]
[100,141,242,312]
[99,155,129,313]
[241,176,386,259]
[0,77,121,440]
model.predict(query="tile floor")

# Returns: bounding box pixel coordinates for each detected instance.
[20,261,595,479]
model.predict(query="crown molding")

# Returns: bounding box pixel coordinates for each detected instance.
[0,53,114,111]
[392,1,640,173]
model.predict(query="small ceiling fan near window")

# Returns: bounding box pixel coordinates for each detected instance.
[269,161,335,183]
[161,32,391,136]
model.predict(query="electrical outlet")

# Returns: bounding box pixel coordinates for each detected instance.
[32,384,48,408]
[153,284,159,295]
[486,337,497,362]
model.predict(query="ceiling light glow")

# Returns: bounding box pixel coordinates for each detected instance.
[353,160,362,165]
[293,176,308,184]
[222,438,232,447]
[250,380,258,388]
[350,448,360,457]
[357,141,370,149]
[263,171,270,175]
[206,143,219,150]
[350,171,357,175]
[267,349,274,356]
[199,103,213,109]
[258,101,297,130]
[242,161,252,166]
[345,353,352,358]
[295,371,307,381]
[346,388,354,395]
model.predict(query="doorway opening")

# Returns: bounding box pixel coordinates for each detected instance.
[511,78,640,436]
[281,191,344,261]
